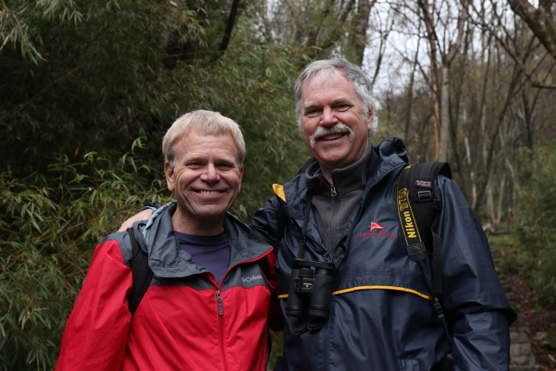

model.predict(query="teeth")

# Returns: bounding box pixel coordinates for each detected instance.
[322,133,343,140]
[199,191,219,194]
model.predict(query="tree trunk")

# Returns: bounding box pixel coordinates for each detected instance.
[507,0,556,61]
[418,0,441,160]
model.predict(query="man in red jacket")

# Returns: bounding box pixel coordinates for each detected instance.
[57,110,279,371]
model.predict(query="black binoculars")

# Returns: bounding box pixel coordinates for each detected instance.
[285,258,336,321]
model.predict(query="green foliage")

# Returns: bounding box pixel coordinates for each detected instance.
[487,234,526,276]
[1,0,199,180]
[0,149,169,369]
[1,0,307,220]
[512,144,556,308]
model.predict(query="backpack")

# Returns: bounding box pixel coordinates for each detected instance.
[396,162,454,368]
[397,162,451,293]
[127,228,153,315]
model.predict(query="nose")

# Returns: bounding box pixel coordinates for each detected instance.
[200,163,220,183]
[320,107,337,126]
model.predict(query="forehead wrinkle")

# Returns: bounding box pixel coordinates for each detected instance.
[303,89,355,109]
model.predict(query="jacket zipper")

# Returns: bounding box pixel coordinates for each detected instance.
[216,290,224,316]
[216,289,229,370]
[214,249,273,369]
[331,184,337,197]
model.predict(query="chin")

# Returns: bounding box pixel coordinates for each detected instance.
[197,209,228,217]
[317,150,351,164]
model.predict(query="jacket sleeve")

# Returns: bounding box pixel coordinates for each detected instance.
[56,238,133,371]
[436,177,516,370]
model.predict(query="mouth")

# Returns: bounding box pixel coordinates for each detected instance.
[309,123,354,148]
[319,133,346,141]
[196,190,224,195]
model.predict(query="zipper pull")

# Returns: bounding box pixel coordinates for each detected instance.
[331,184,337,197]
[216,290,223,316]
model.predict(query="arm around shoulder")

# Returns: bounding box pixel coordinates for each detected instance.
[118,207,155,232]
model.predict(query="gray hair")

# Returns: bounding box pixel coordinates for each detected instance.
[162,110,246,166]
[294,58,376,132]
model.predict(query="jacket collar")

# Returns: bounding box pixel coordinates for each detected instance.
[281,137,408,206]
[139,202,271,278]
[304,142,373,197]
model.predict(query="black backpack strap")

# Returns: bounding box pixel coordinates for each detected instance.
[259,255,271,279]
[127,227,153,315]
[405,162,451,249]
[405,162,451,296]
[397,162,452,344]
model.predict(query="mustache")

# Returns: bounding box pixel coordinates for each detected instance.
[309,123,353,148]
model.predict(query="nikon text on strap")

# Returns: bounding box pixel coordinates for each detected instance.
[396,162,452,345]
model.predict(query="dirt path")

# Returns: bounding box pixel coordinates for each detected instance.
[493,250,554,371]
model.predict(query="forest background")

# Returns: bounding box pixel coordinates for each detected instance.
[1,0,555,369]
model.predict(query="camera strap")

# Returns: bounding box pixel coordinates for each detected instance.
[297,192,313,258]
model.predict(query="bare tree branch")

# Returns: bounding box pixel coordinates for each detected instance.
[507,0,556,60]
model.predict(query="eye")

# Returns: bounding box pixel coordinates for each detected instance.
[186,162,203,170]
[334,103,351,111]
[305,108,322,117]
[216,162,235,171]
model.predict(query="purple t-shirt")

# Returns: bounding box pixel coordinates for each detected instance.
[174,231,231,285]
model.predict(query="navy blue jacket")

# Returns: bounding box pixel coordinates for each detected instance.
[252,137,516,371]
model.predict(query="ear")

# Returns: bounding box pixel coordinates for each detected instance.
[237,165,245,191]
[164,161,175,192]
[366,109,374,131]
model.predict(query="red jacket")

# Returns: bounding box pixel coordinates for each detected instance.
[57,203,280,371]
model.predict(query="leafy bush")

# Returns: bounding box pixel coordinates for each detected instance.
[0,147,168,370]
[513,144,556,308]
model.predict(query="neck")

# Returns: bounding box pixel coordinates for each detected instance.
[171,212,225,236]
[321,169,334,185]
[309,145,373,189]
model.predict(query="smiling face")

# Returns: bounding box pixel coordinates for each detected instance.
[300,70,373,183]
[165,130,244,235]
